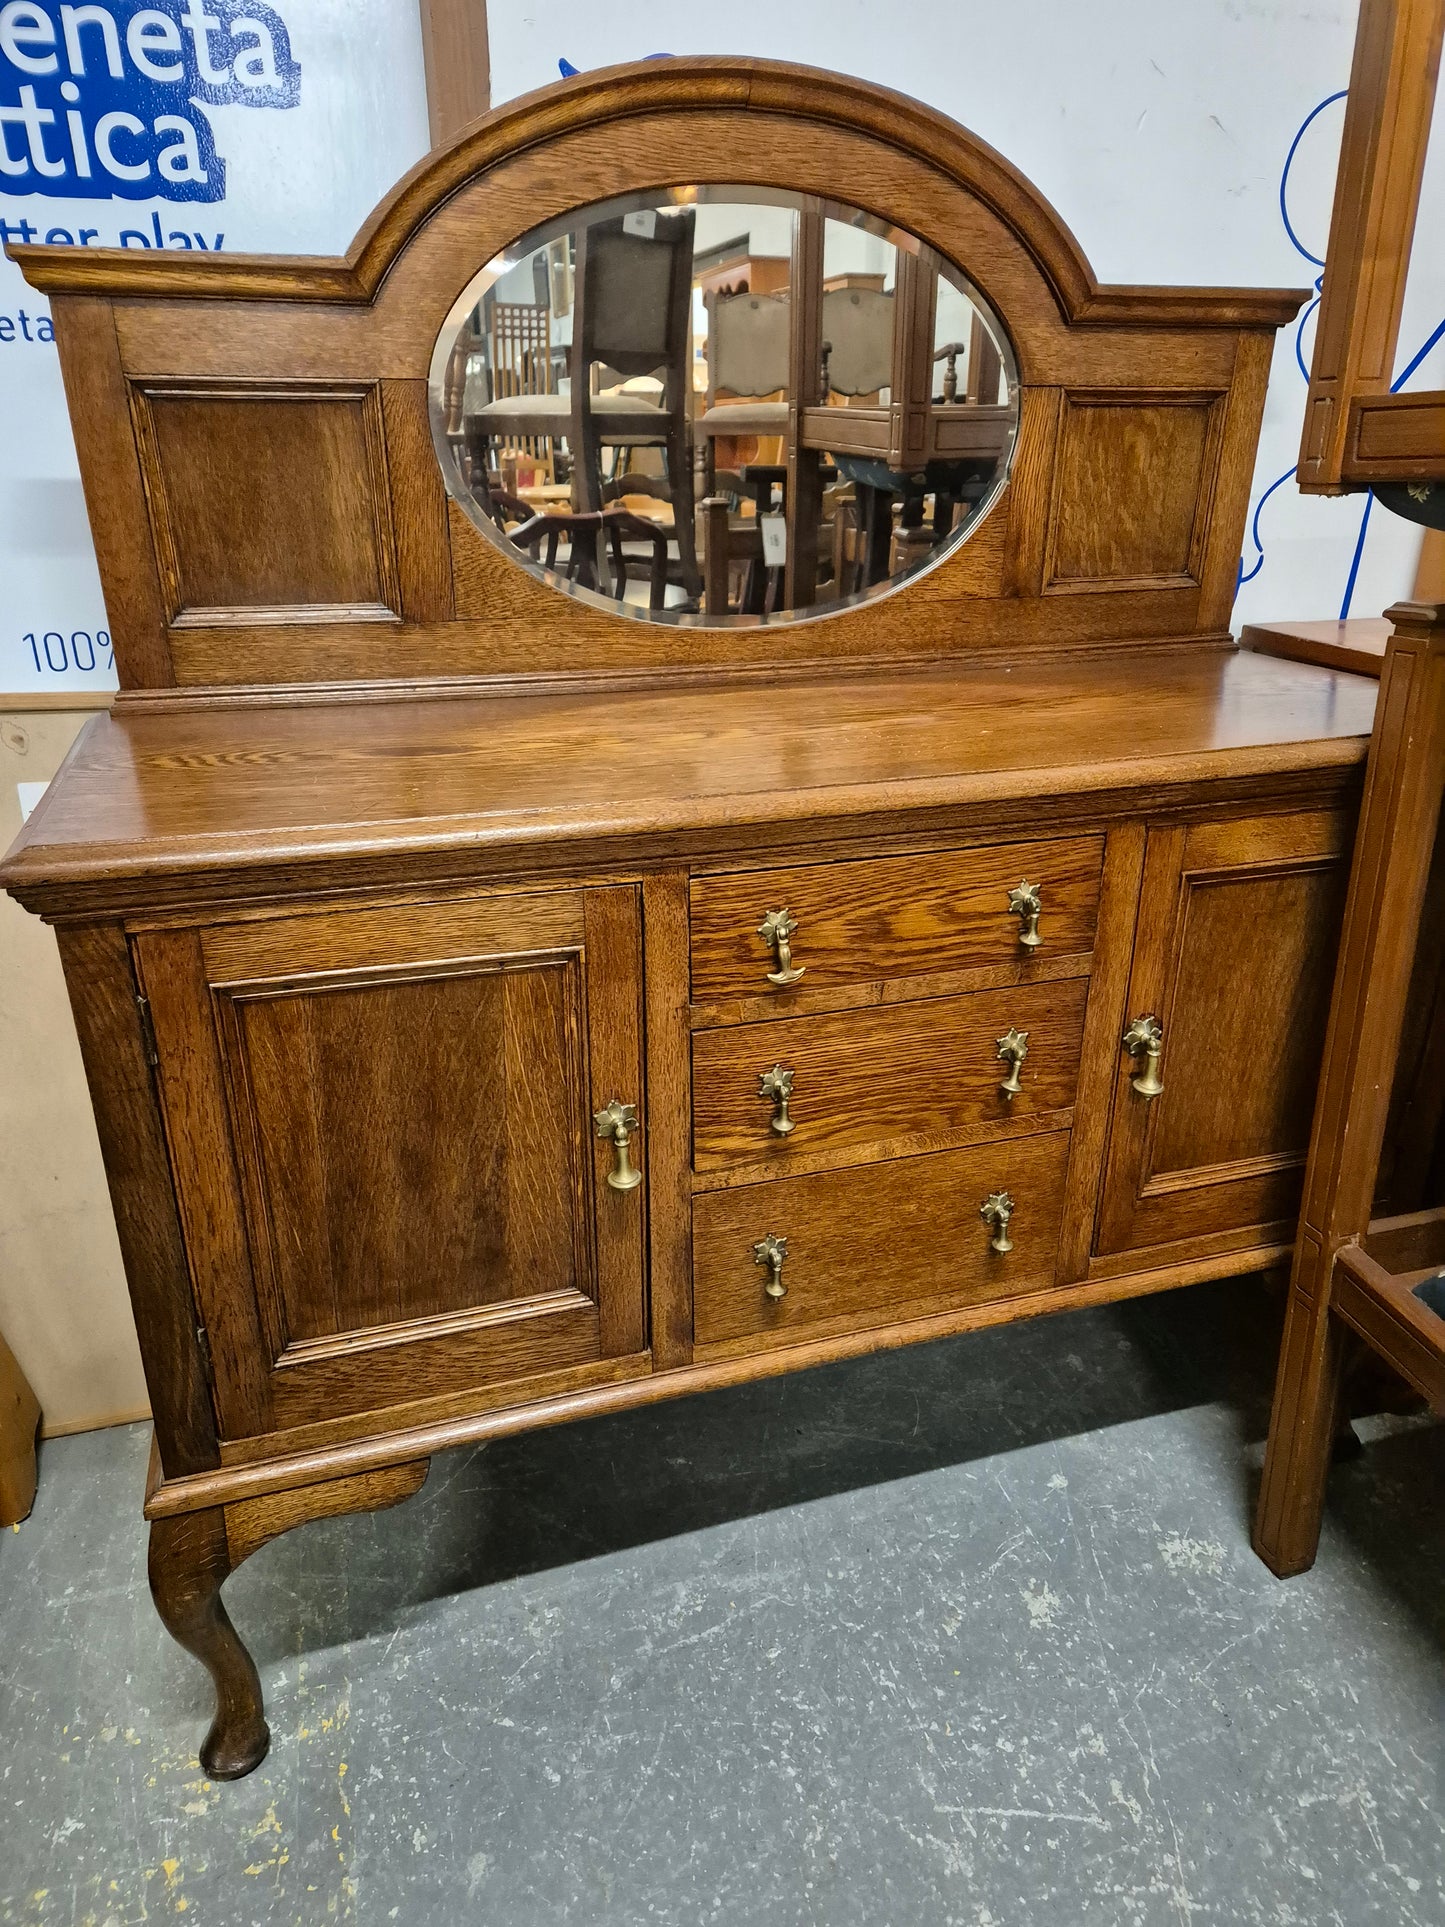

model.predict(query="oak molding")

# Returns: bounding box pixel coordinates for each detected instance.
[6,57,1305,332]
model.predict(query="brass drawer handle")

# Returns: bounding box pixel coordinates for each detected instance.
[594,1098,642,1191]
[754,1232,788,1299]
[1122,1014,1165,1098]
[758,1063,796,1135]
[996,1025,1029,1098]
[758,906,806,986]
[980,1190,1015,1253]
[1007,880,1043,949]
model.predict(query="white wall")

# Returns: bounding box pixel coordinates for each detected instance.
[489,0,1444,627]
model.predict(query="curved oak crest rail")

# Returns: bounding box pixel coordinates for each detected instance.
[8,57,1307,693]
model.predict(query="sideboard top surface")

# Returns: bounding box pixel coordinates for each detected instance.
[2,647,1375,917]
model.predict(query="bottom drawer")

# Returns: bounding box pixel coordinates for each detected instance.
[692,1131,1070,1349]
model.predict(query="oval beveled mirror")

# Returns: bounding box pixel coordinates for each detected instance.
[429,187,1019,625]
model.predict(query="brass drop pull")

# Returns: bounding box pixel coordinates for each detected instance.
[1007,880,1043,949]
[593,1098,642,1191]
[754,1232,788,1299]
[1122,1015,1165,1098]
[996,1025,1029,1098]
[980,1191,1015,1254]
[758,906,805,986]
[758,1063,796,1135]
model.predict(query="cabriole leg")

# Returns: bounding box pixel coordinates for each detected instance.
[148,1507,270,1779]
[145,1458,430,1780]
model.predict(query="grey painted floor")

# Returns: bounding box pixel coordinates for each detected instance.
[2,1276,1441,1927]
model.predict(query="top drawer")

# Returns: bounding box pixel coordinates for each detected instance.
[689,836,1105,1002]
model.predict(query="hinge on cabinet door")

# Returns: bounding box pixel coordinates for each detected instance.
[194,1324,215,1387]
[135,992,159,1068]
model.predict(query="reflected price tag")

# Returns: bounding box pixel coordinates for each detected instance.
[622,209,658,239]
[760,514,788,567]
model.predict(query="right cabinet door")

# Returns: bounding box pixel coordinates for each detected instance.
[1095,807,1351,1263]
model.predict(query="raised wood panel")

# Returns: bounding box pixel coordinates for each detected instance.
[689,835,1104,1002]
[136,885,646,1437]
[131,383,400,625]
[1345,390,1445,481]
[1095,808,1351,1258]
[693,1129,1071,1350]
[217,962,589,1345]
[1045,394,1224,589]
[692,975,1087,1174]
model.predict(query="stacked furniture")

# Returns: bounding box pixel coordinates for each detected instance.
[1,58,1379,1778]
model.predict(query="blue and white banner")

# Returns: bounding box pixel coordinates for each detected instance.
[1,0,431,692]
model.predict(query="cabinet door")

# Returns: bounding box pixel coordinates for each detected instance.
[1095,810,1350,1262]
[135,887,646,1439]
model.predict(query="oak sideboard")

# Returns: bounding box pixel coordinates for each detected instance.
[2,57,1378,1778]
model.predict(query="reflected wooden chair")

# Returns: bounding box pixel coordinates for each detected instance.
[696,290,792,493]
[465,210,700,596]
[505,506,672,612]
[1254,601,1445,1576]
[700,467,790,617]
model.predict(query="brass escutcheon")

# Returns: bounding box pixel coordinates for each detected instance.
[754,1232,788,1299]
[1122,1014,1165,1098]
[980,1190,1015,1254]
[758,1063,796,1135]
[996,1025,1030,1098]
[593,1098,642,1191]
[758,906,805,986]
[1007,880,1043,949]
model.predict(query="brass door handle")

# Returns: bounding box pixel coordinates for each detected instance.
[593,1098,642,1190]
[754,1232,788,1299]
[1122,1015,1165,1098]
[1007,880,1043,949]
[996,1025,1029,1098]
[980,1190,1015,1253]
[758,1063,796,1135]
[758,906,805,986]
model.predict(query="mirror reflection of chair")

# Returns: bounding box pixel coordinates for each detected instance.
[696,290,792,493]
[506,504,673,612]
[466,209,701,598]
[820,286,895,403]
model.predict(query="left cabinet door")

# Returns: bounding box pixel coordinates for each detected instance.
[134,886,647,1439]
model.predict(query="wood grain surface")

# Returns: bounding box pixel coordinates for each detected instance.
[692,976,1087,1173]
[690,836,1104,1001]
[692,1130,1071,1348]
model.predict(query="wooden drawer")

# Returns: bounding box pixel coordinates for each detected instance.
[692,1131,1071,1349]
[689,836,1104,1001]
[692,976,1088,1173]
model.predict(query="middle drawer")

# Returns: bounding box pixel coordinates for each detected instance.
[692,975,1088,1174]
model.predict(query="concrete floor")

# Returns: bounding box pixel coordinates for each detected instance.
[2,1276,1441,1927]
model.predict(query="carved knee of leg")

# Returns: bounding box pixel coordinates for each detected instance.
[148,1510,270,1780]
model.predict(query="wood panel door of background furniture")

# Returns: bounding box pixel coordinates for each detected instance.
[134,887,647,1440]
[1094,809,1352,1265]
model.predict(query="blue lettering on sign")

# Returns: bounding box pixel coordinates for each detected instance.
[0,1,300,202]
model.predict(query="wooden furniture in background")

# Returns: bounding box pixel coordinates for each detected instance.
[4,58,1379,1779]
[1242,617,1392,678]
[1253,0,1445,1579]
[1254,603,1445,1574]
[1297,0,1445,493]
[417,0,491,147]
[0,1329,42,1526]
